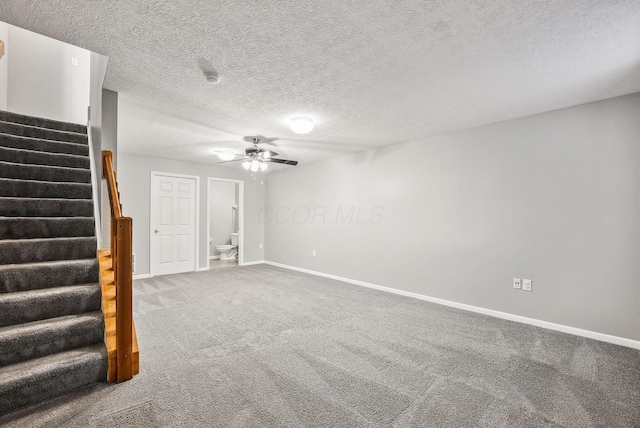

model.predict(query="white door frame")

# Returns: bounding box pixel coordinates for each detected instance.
[207,177,245,266]
[150,171,200,276]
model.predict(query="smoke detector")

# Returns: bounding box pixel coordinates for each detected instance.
[204,71,221,84]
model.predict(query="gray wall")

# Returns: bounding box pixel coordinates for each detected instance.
[265,92,640,341]
[96,85,116,248]
[101,89,118,167]
[209,181,238,257]
[88,52,108,248]
[6,23,90,124]
[118,154,266,275]
[89,52,108,159]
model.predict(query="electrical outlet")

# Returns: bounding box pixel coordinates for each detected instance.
[522,279,532,291]
[259,243,263,249]
[71,57,78,66]
[513,278,521,289]
[312,250,316,257]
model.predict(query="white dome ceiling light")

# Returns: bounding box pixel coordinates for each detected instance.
[216,151,235,161]
[289,117,314,134]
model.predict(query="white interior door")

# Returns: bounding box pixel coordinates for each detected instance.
[151,173,197,276]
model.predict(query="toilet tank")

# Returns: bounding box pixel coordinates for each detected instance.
[230,233,239,246]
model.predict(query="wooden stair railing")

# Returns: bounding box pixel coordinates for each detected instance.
[100,150,139,383]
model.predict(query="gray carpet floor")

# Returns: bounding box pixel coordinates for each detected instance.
[1,264,639,427]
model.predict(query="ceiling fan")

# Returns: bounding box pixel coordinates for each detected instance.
[216,137,298,172]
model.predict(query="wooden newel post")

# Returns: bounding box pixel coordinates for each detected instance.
[115,217,133,382]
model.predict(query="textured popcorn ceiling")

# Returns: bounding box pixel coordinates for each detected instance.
[1,1,639,168]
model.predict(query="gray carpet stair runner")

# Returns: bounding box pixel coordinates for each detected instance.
[0,110,107,416]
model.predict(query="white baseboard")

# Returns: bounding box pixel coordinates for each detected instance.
[265,261,640,350]
[209,255,220,260]
[132,273,152,280]
[196,267,209,272]
[242,260,266,266]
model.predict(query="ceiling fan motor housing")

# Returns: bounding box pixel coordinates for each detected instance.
[245,146,265,157]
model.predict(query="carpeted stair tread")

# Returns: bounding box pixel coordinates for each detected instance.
[0,121,87,145]
[0,110,87,134]
[0,198,93,217]
[0,312,104,367]
[0,344,107,415]
[0,177,92,199]
[0,161,91,183]
[0,284,101,328]
[0,133,89,156]
[0,237,97,265]
[0,216,94,240]
[0,146,89,169]
[0,259,99,294]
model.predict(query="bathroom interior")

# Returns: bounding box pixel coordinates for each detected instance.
[209,180,240,269]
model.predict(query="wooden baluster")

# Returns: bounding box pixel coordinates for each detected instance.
[111,213,117,260]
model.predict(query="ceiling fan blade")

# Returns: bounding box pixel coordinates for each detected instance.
[214,150,243,158]
[266,158,298,166]
[217,158,248,164]
[264,150,279,158]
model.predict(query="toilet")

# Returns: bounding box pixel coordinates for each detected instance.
[215,233,238,261]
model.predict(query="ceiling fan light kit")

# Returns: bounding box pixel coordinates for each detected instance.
[243,159,264,172]
[289,117,314,134]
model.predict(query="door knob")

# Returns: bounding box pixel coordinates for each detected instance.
[154,229,159,233]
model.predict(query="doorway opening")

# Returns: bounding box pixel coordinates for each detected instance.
[207,177,244,269]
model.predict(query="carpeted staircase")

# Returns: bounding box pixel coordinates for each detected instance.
[0,110,107,415]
